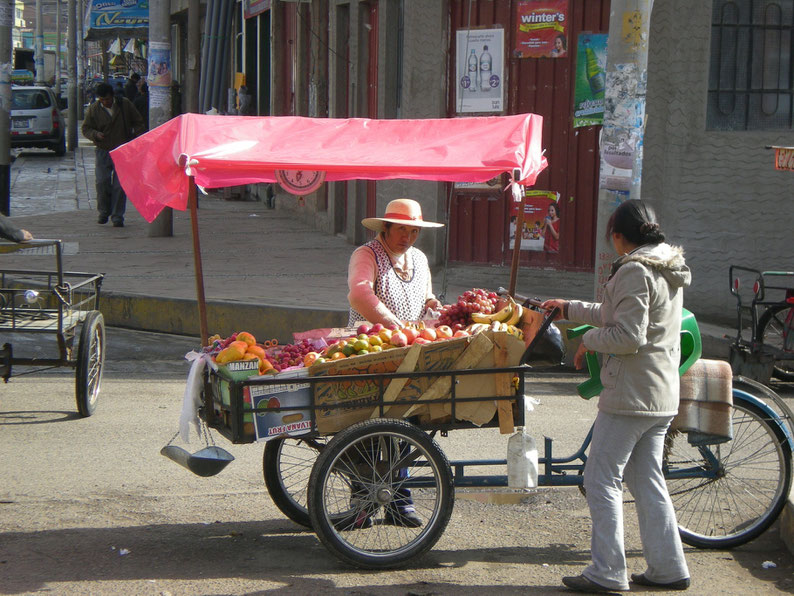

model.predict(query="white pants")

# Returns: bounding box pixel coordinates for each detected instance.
[582,411,690,590]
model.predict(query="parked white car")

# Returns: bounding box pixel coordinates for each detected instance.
[11,85,66,156]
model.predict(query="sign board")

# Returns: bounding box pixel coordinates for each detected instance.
[773,146,794,171]
[84,0,148,41]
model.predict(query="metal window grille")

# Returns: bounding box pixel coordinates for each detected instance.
[708,0,794,130]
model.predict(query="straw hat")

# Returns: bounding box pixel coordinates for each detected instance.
[361,198,444,233]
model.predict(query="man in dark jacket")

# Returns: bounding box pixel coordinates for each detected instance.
[124,72,140,102]
[81,82,144,228]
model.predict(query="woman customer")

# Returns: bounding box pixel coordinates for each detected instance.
[542,199,691,593]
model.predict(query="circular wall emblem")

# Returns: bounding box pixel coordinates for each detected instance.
[275,169,326,196]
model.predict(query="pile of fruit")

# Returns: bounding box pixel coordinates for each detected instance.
[207,331,274,375]
[437,288,499,328]
[203,288,526,374]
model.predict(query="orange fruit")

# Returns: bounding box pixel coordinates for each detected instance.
[331,351,346,360]
[237,331,256,345]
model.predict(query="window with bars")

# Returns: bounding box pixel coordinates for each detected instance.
[708,0,794,130]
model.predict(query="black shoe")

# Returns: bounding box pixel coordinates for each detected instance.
[384,506,423,527]
[112,220,124,228]
[630,573,690,590]
[97,216,108,224]
[562,574,624,594]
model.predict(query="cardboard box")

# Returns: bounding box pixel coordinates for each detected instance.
[310,345,414,433]
[213,358,261,407]
[248,369,314,442]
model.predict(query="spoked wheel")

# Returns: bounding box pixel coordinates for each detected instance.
[75,311,105,417]
[263,436,327,527]
[666,391,792,548]
[308,419,454,569]
[757,304,794,381]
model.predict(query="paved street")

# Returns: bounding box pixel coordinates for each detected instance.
[0,326,793,594]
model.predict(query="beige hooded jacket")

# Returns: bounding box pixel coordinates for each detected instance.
[567,243,692,416]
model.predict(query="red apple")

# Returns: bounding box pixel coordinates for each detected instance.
[402,327,420,345]
[370,323,384,333]
[357,323,371,336]
[390,331,408,347]
[436,325,453,339]
[419,327,437,342]
[414,337,431,345]
[453,330,470,338]
[387,323,400,331]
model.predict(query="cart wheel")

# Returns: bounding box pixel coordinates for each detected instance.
[666,390,792,548]
[308,419,454,569]
[756,304,794,381]
[263,437,327,527]
[75,311,105,417]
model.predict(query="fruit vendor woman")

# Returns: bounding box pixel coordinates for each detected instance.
[348,198,444,328]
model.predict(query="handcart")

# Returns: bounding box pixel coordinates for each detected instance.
[111,113,794,569]
[729,265,794,383]
[202,307,794,569]
[0,239,106,416]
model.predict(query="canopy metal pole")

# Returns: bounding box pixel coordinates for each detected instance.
[507,190,527,297]
[188,177,210,347]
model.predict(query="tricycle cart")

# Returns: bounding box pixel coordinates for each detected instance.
[113,113,793,568]
[0,239,106,416]
[203,311,794,569]
[729,265,794,383]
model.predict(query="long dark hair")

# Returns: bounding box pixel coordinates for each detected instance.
[606,199,665,245]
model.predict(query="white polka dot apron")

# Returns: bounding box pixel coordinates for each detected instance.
[348,239,430,326]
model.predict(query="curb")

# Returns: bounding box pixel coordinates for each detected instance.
[100,291,348,343]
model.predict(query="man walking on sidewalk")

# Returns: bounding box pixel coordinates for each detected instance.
[81,82,144,228]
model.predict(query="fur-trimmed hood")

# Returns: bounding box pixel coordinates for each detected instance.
[614,242,691,289]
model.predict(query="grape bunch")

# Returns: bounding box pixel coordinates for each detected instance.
[269,339,317,372]
[437,288,499,328]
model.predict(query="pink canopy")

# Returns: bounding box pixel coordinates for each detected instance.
[111,113,547,222]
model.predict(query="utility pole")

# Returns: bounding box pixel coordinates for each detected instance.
[0,0,11,216]
[35,0,44,84]
[146,0,172,237]
[185,0,199,113]
[592,0,654,300]
[77,0,84,117]
[55,0,61,98]
[67,0,77,150]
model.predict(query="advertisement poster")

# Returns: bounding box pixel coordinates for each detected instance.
[455,28,504,113]
[147,41,172,87]
[573,33,608,128]
[508,191,560,252]
[514,0,569,59]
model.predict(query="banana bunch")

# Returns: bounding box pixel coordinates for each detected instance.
[471,297,524,326]
[465,321,524,339]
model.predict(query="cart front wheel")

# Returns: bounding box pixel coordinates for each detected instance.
[263,437,327,527]
[666,390,792,548]
[76,311,105,417]
[308,419,454,569]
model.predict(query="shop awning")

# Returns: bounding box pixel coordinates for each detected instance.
[111,113,548,223]
[84,0,148,41]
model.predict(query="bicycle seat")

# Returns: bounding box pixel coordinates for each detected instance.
[566,308,702,400]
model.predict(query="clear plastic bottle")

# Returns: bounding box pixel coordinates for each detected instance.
[479,44,492,92]
[507,426,538,488]
[467,49,478,92]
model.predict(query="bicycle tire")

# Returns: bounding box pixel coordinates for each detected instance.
[75,311,105,417]
[667,391,792,548]
[263,437,326,527]
[308,418,454,569]
[756,303,794,381]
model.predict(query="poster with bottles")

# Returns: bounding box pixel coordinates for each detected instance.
[508,190,561,252]
[514,0,569,59]
[573,33,608,128]
[455,29,504,114]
